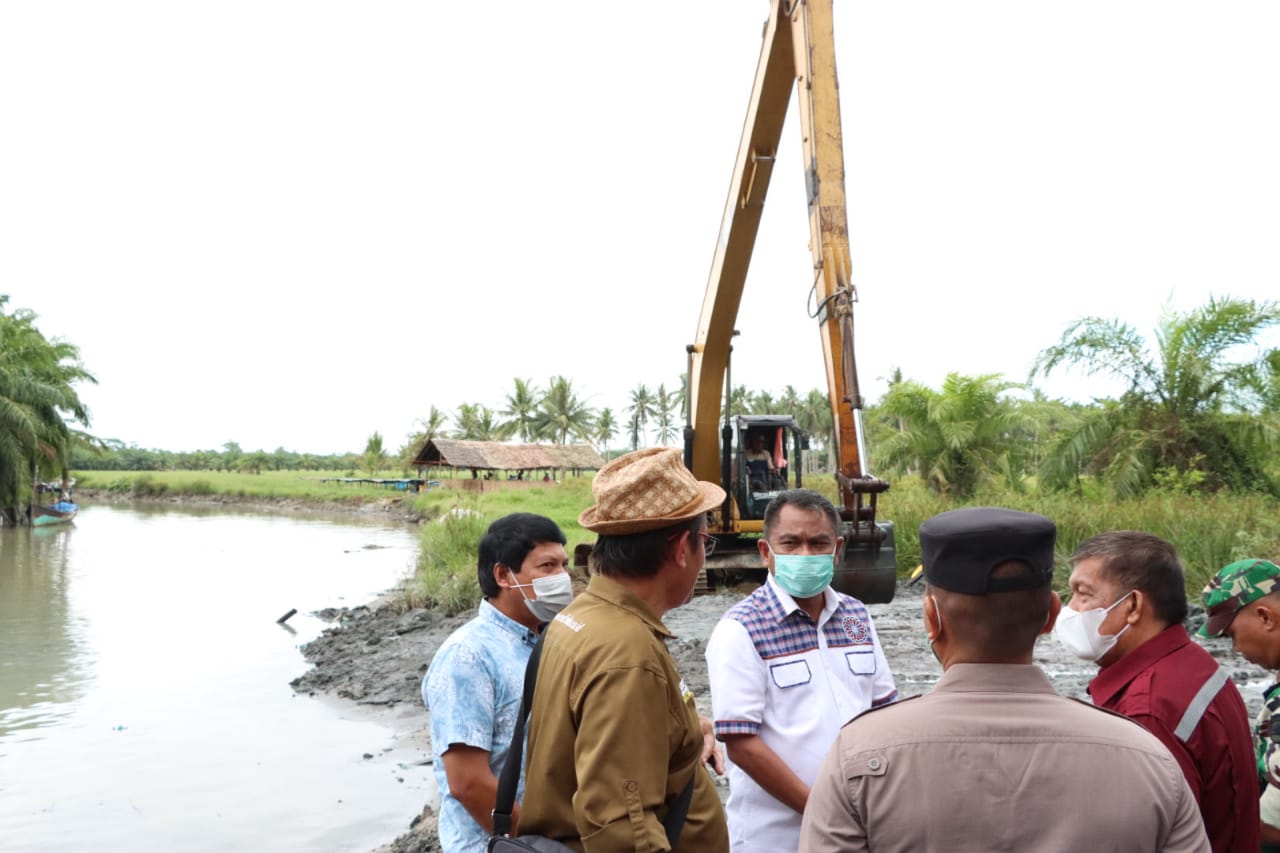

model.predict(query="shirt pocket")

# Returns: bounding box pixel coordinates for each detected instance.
[845,647,876,675]
[769,660,812,688]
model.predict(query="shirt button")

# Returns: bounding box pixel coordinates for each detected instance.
[867,758,881,771]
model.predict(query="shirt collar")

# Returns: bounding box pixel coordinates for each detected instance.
[1087,623,1190,706]
[933,662,1058,695]
[764,574,838,625]
[478,598,539,647]
[583,575,673,639]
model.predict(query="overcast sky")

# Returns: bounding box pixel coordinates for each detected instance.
[3,1,1277,455]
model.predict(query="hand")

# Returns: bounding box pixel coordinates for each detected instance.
[699,714,725,775]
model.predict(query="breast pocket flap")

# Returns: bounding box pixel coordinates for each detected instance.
[846,649,876,675]
[769,659,812,688]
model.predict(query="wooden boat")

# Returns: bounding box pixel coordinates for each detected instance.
[31,500,78,526]
[30,477,78,526]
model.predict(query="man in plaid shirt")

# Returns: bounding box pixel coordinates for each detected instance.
[705,489,897,853]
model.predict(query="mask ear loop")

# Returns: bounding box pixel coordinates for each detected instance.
[926,595,943,641]
[505,567,533,602]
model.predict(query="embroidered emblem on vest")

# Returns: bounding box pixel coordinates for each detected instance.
[842,615,869,644]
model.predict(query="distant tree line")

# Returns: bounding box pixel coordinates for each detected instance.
[37,296,1280,502]
[402,297,1280,499]
[71,440,363,475]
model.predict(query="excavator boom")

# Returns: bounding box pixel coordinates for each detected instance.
[684,0,896,602]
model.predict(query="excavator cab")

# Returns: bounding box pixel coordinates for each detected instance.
[733,415,804,520]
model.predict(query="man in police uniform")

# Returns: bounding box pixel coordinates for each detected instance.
[1055,531,1257,853]
[1200,558,1280,851]
[799,507,1209,853]
[518,448,730,853]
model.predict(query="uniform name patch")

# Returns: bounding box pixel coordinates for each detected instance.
[554,612,586,633]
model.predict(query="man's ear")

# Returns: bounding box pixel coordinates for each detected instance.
[1043,591,1063,635]
[492,563,512,591]
[756,537,770,567]
[1257,603,1279,631]
[1124,589,1144,625]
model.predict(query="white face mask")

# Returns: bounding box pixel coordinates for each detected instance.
[509,571,573,623]
[1054,591,1133,661]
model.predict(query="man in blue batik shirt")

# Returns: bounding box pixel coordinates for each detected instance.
[423,513,573,853]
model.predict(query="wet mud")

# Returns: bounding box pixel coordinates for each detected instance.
[292,581,1273,853]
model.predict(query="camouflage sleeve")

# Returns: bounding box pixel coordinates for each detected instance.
[1259,686,1280,830]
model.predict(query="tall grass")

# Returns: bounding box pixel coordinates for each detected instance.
[402,509,493,615]
[401,476,599,615]
[878,476,1280,596]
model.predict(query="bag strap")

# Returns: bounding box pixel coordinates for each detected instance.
[492,631,544,837]
[491,629,698,848]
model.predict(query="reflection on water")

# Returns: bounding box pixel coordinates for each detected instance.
[0,527,91,739]
[0,504,433,852]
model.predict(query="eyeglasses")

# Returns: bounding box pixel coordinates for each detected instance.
[669,530,717,556]
[696,531,717,557]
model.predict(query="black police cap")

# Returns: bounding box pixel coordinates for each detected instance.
[919,507,1056,595]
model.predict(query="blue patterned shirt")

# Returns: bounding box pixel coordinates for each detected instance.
[423,599,538,853]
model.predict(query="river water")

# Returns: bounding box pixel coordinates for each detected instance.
[0,504,432,852]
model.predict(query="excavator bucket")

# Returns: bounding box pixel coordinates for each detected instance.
[832,520,898,604]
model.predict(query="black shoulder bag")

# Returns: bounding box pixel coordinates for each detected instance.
[488,633,696,853]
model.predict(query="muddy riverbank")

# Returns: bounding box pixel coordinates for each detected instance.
[290,580,1274,853]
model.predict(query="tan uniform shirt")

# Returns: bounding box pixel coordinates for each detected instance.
[799,663,1210,853]
[520,575,729,853]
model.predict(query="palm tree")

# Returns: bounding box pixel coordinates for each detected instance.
[779,385,801,416]
[797,389,834,472]
[417,406,448,443]
[363,432,388,477]
[454,405,512,442]
[399,405,449,468]
[876,373,1032,497]
[500,378,541,442]
[627,384,655,449]
[0,298,96,516]
[595,407,618,455]
[654,384,679,446]
[534,376,595,445]
[1031,297,1280,495]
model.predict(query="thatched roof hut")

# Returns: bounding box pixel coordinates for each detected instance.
[412,439,606,476]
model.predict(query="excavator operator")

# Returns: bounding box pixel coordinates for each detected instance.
[744,432,779,491]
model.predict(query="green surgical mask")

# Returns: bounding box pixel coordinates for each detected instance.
[767,542,836,598]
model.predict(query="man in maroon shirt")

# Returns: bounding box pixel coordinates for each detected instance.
[1055,530,1258,853]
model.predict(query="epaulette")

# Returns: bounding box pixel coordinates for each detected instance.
[841,694,924,729]
[1066,696,1146,726]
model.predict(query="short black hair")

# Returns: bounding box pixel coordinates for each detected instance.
[1070,530,1188,625]
[762,489,841,540]
[592,516,704,579]
[477,513,566,599]
[929,561,1054,659]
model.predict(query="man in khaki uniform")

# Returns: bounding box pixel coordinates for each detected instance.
[799,507,1209,853]
[519,448,730,853]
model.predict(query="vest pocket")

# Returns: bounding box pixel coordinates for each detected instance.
[769,660,812,688]
[846,649,876,675]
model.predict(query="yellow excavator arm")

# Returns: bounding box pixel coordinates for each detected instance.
[686,0,889,547]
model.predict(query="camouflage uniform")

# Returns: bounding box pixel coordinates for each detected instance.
[1201,558,1280,853]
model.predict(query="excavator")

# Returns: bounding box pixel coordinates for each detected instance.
[681,0,897,603]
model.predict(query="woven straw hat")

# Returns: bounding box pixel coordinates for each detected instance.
[579,447,725,535]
